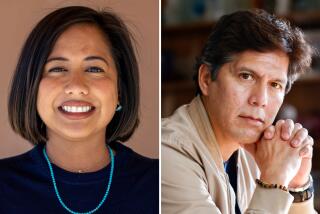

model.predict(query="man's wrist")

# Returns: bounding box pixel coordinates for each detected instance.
[289,175,314,203]
[289,175,312,192]
[260,172,289,187]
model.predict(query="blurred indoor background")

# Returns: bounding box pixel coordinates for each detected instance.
[162,0,320,210]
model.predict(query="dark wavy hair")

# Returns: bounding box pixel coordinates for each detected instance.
[8,6,140,144]
[194,9,313,94]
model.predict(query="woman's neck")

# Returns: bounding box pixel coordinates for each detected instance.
[45,134,110,173]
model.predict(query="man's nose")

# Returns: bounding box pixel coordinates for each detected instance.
[64,73,89,95]
[248,83,268,107]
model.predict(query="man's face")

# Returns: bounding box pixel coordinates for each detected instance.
[200,50,289,144]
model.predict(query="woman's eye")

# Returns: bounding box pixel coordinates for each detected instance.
[48,67,67,73]
[240,73,253,80]
[86,66,104,73]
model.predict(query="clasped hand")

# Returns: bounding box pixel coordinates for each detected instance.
[245,119,313,188]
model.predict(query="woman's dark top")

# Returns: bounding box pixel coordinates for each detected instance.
[0,142,159,214]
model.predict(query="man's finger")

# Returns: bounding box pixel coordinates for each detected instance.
[290,127,308,148]
[298,136,314,157]
[280,119,294,141]
[275,119,285,138]
[299,144,313,158]
[264,125,275,140]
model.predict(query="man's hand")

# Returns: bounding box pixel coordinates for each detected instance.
[254,120,302,186]
[264,119,313,188]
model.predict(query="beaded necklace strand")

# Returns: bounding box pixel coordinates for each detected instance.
[43,146,114,214]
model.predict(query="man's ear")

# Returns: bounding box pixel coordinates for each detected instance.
[198,64,212,96]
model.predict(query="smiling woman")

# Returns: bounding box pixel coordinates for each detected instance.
[38,24,119,144]
[0,6,158,214]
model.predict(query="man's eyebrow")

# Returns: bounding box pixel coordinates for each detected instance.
[239,66,257,74]
[239,66,287,84]
[46,56,109,65]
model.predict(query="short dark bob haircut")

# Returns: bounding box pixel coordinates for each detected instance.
[194,9,313,94]
[8,6,139,144]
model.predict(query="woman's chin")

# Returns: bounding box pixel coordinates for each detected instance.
[48,128,105,143]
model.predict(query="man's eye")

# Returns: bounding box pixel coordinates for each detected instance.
[48,67,67,72]
[240,73,253,80]
[86,66,104,73]
[271,82,282,89]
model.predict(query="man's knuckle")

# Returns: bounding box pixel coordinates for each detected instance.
[295,123,302,129]
[276,120,284,126]
[307,136,314,146]
[302,128,308,135]
[285,119,294,126]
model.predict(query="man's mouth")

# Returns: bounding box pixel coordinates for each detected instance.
[239,115,264,124]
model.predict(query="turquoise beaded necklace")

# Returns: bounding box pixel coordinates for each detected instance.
[43,145,114,214]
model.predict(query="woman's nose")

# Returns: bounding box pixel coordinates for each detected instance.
[64,74,89,95]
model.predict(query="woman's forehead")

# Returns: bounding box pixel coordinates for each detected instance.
[48,24,112,60]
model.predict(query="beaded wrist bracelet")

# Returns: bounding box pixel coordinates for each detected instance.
[256,179,288,192]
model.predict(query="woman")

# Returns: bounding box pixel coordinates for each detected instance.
[0,6,158,214]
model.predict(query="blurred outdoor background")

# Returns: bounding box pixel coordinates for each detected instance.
[161,0,320,210]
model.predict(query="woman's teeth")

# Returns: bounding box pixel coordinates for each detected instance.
[61,106,92,113]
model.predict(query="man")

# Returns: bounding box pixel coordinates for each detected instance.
[162,10,316,213]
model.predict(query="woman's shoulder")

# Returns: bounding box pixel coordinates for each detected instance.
[0,147,33,165]
[110,141,158,176]
[127,149,159,175]
[0,145,41,175]
[110,141,158,210]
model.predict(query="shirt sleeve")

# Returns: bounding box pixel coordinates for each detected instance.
[247,186,317,213]
[289,196,317,214]
[246,186,293,213]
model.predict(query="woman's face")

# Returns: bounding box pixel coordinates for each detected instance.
[37,24,118,142]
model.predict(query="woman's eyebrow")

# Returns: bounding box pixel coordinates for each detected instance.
[46,57,68,63]
[45,56,109,66]
[84,56,109,66]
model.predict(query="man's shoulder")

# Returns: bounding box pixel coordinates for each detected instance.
[162,103,210,168]
[162,103,198,145]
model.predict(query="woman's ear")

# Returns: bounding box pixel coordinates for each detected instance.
[198,64,212,96]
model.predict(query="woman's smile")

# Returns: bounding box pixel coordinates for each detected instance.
[58,100,96,120]
[57,100,96,120]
